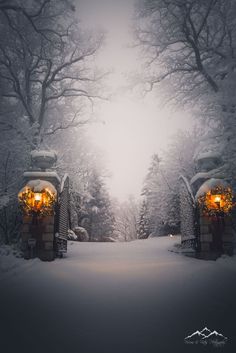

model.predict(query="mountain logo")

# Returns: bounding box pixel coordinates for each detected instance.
[184,327,228,347]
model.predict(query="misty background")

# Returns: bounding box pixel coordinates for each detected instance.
[0,0,236,243]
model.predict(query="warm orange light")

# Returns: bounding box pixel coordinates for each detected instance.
[34,193,42,202]
[18,181,57,216]
[198,186,234,216]
[213,195,221,203]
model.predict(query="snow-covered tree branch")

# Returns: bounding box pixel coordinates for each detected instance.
[0,0,105,143]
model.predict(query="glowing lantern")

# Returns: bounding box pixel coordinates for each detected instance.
[213,195,221,204]
[18,180,57,216]
[34,193,42,201]
[196,179,234,216]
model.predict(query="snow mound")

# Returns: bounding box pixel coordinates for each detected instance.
[0,245,23,276]
[190,169,225,186]
[23,171,61,184]
[31,150,57,159]
[67,230,78,241]
[74,226,89,242]
[194,151,222,162]
[195,178,230,199]
[19,179,57,194]
[31,150,57,170]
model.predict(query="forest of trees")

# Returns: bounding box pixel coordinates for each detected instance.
[135,0,236,238]
[1,0,236,244]
[0,0,114,243]
[135,0,236,172]
[137,129,202,237]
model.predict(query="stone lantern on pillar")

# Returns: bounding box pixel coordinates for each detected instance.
[18,150,69,261]
[179,151,236,259]
[195,178,234,256]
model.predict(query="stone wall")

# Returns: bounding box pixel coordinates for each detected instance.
[198,213,234,259]
[199,215,212,255]
[222,215,234,255]
[21,215,55,261]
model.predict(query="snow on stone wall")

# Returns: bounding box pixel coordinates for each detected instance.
[195,178,230,199]
[19,179,57,194]
[31,150,57,170]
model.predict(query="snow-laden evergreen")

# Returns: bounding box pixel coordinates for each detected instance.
[83,171,115,241]
[137,199,150,239]
[139,130,201,237]
[136,0,236,192]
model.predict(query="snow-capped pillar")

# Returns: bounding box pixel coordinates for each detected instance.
[19,150,61,261]
[195,179,234,259]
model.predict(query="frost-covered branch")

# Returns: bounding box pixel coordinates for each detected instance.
[0,0,105,140]
[135,0,236,99]
[44,110,90,136]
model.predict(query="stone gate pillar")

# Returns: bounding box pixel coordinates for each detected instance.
[195,178,234,258]
[18,150,62,261]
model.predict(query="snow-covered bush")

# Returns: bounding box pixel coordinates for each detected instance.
[67,230,78,241]
[73,227,89,242]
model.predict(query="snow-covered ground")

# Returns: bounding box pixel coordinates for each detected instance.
[1,236,236,353]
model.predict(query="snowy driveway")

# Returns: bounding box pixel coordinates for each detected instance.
[1,236,236,353]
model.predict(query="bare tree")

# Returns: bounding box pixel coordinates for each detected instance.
[135,0,236,176]
[113,196,139,241]
[0,0,105,144]
[136,0,236,98]
[0,0,106,244]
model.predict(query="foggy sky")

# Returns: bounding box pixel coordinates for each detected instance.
[76,0,194,201]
